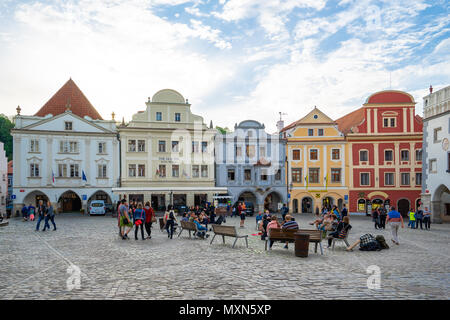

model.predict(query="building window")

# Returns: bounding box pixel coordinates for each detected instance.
[275,169,281,181]
[158,141,166,153]
[138,140,146,152]
[201,141,208,153]
[235,146,242,157]
[58,164,67,177]
[175,113,181,122]
[138,165,145,177]
[433,127,442,143]
[65,121,73,130]
[30,139,40,152]
[415,172,422,186]
[244,169,251,181]
[331,168,341,183]
[128,140,136,152]
[192,141,199,153]
[259,146,266,157]
[172,141,179,152]
[129,164,136,177]
[70,164,79,178]
[308,129,314,136]
[260,169,268,181]
[331,149,340,160]
[360,150,368,162]
[98,164,107,178]
[158,165,166,177]
[310,149,318,160]
[292,149,301,160]
[429,159,437,173]
[156,112,162,121]
[401,150,409,161]
[415,149,422,161]
[383,117,396,127]
[98,142,106,154]
[385,150,393,161]
[292,168,302,182]
[246,145,256,158]
[228,169,235,181]
[172,165,179,177]
[318,128,324,136]
[60,141,78,153]
[360,173,370,186]
[309,168,319,183]
[192,165,199,178]
[385,172,394,186]
[401,172,410,185]
[201,165,208,178]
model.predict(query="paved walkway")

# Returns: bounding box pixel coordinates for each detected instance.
[0,213,449,299]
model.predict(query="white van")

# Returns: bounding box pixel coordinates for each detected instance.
[89,200,106,216]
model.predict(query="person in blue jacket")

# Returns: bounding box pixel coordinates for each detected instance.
[133,203,146,240]
[193,216,209,239]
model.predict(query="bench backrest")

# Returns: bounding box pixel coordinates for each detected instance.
[212,224,237,236]
[297,229,322,241]
[269,228,297,239]
[181,220,197,230]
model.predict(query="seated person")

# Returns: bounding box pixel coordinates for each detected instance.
[259,215,270,240]
[309,212,323,228]
[266,216,281,249]
[331,205,341,221]
[327,216,352,247]
[181,212,189,222]
[193,217,209,239]
[255,211,263,228]
[281,215,299,249]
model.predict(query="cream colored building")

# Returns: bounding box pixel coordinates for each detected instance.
[114,89,226,210]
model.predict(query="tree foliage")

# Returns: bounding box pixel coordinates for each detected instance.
[215,126,230,135]
[0,114,14,160]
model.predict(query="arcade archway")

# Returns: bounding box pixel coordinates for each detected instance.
[59,190,82,212]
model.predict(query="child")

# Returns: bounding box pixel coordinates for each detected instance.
[29,205,35,221]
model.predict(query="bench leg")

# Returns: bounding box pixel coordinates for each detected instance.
[344,239,350,247]
[210,234,216,245]
[222,235,225,244]
[265,240,268,251]
[232,238,238,248]
[319,242,323,255]
[178,228,183,237]
[245,237,248,248]
[314,243,318,253]
[332,239,335,250]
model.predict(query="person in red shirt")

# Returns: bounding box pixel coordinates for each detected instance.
[143,201,155,239]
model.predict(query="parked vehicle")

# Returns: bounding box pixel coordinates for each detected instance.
[89,200,106,216]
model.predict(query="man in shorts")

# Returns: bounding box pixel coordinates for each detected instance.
[119,199,133,240]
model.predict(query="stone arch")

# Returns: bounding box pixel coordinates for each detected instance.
[58,190,83,213]
[23,190,50,207]
[397,198,411,217]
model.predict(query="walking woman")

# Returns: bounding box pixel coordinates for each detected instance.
[164,205,177,239]
[143,202,154,239]
[35,200,47,231]
[133,203,146,240]
[43,200,56,231]
[239,202,246,228]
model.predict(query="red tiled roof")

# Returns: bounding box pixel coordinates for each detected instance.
[34,79,103,120]
[335,107,365,134]
[366,91,414,104]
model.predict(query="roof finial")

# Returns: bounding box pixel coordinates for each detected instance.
[429,85,433,93]
[16,105,21,115]
[111,112,115,120]
[186,98,189,104]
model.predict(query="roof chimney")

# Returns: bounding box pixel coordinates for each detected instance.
[429,85,433,93]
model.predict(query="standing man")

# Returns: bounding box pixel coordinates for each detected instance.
[341,204,348,218]
[35,200,47,231]
[281,204,289,221]
[415,207,423,230]
[423,207,432,230]
[119,199,133,240]
[379,207,387,229]
[143,201,154,239]
[386,206,404,245]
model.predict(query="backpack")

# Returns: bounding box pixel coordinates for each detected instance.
[375,235,389,250]
[359,241,381,251]
[169,211,175,220]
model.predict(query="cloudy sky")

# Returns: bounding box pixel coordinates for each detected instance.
[0,0,449,132]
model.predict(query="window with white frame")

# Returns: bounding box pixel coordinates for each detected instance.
[384,172,394,186]
[172,165,179,177]
[98,164,107,178]
[175,113,181,122]
[385,150,393,161]
[292,149,301,160]
[192,165,199,178]
[60,141,78,153]
[331,168,341,183]
[401,150,410,161]
[401,172,410,185]
[158,140,166,153]
[415,172,422,186]
[310,149,318,160]
[69,164,79,177]
[30,163,40,177]
[129,164,136,177]
[415,149,422,161]
[360,150,368,162]
[65,121,73,130]
[429,159,437,173]
[156,112,162,121]
[58,164,67,177]
[138,140,145,152]
[138,164,145,177]
[172,141,179,152]
[98,142,106,154]
[331,148,340,160]
[201,165,208,178]
[30,139,39,152]
[383,117,396,127]
[158,165,166,177]
[360,172,370,186]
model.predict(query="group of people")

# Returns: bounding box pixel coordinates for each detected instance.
[179,204,226,239]
[256,211,299,249]
[406,207,432,230]
[21,200,57,231]
[117,199,155,240]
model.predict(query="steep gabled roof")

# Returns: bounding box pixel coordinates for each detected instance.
[281,106,335,132]
[34,79,103,120]
[335,107,365,134]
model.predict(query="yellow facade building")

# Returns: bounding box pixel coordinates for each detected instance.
[281,107,349,214]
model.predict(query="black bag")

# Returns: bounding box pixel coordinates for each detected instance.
[375,235,389,249]
[360,241,381,251]
[169,211,175,220]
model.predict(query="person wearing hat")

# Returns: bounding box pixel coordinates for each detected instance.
[133,203,146,240]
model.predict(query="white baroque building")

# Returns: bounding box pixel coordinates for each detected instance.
[0,142,7,217]
[421,85,450,223]
[11,79,119,215]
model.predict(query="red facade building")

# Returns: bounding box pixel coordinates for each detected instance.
[336,90,423,216]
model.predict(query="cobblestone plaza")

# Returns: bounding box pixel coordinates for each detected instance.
[0,213,449,300]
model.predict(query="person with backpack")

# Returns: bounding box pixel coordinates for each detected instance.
[21,205,29,221]
[386,206,404,245]
[133,203,146,240]
[43,200,56,231]
[164,205,177,239]
[28,203,36,221]
[143,202,155,239]
[119,199,133,240]
[35,200,47,231]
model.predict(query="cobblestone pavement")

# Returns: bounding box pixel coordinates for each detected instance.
[0,212,449,300]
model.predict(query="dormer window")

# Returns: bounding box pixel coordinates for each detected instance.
[382,111,398,128]
[156,112,162,121]
[65,121,73,130]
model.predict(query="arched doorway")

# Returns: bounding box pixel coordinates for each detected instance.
[264,192,282,212]
[59,191,82,212]
[292,199,299,213]
[23,190,49,207]
[432,185,450,222]
[301,197,313,213]
[88,191,112,213]
[397,199,410,217]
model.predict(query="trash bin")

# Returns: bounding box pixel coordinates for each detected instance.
[294,232,310,258]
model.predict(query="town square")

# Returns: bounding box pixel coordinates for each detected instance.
[0,0,449,304]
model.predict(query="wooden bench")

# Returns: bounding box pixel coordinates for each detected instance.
[178,220,200,239]
[297,229,323,255]
[210,224,248,248]
[265,228,297,250]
